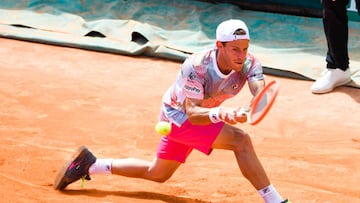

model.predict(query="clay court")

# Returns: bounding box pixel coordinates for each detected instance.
[0,37,359,202]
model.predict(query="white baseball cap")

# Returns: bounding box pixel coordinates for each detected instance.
[216,19,250,42]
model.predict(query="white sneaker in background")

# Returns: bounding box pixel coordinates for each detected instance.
[311,68,351,94]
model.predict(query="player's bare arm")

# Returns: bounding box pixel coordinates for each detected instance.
[249,79,265,98]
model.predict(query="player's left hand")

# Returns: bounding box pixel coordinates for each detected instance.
[234,109,247,123]
[234,105,249,123]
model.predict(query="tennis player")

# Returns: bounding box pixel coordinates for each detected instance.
[54,19,290,203]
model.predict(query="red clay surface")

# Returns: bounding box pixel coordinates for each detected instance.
[0,37,359,203]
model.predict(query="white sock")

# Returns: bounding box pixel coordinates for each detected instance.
[89,158,113,174]
[258,184,283,203]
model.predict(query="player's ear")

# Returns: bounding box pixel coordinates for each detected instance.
[216,41,224,49]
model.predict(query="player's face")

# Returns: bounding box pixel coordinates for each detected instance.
[217,39,249,72]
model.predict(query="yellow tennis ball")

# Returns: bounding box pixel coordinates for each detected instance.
[155,121,171,136]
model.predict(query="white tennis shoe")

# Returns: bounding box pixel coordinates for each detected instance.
[311,68,351,94]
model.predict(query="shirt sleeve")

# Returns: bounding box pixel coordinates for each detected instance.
[246,54,265,82]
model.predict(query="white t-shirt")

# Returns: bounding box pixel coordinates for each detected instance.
[159,48,264,126]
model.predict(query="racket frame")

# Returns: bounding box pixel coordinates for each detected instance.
[248,80,280,125]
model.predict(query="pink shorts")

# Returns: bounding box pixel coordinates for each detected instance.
[156,120,225,163]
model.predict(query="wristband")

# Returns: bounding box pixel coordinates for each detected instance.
[209,107,222,123]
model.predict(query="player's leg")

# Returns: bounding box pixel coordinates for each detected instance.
[109,135,192,182]
[54,136,190,190]
[211,124,270,189]
[101,135,191,182]
[211,124,287,203]
[110,157,181,183]
[54,151,182,190]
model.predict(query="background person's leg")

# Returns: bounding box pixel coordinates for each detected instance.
[311,0,352,94]
[323,0,349,70]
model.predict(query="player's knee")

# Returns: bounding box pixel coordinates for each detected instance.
[144,169,173,183]
[232,130,253,152]
[148,174,172,183]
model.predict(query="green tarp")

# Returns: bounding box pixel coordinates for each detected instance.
[1,0,360,87]
[213,0,360,21]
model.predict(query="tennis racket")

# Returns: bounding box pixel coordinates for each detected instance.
[239,80,280,125]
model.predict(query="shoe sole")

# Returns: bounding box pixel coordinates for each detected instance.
[312,78,352,94]
[54,146,87,190]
